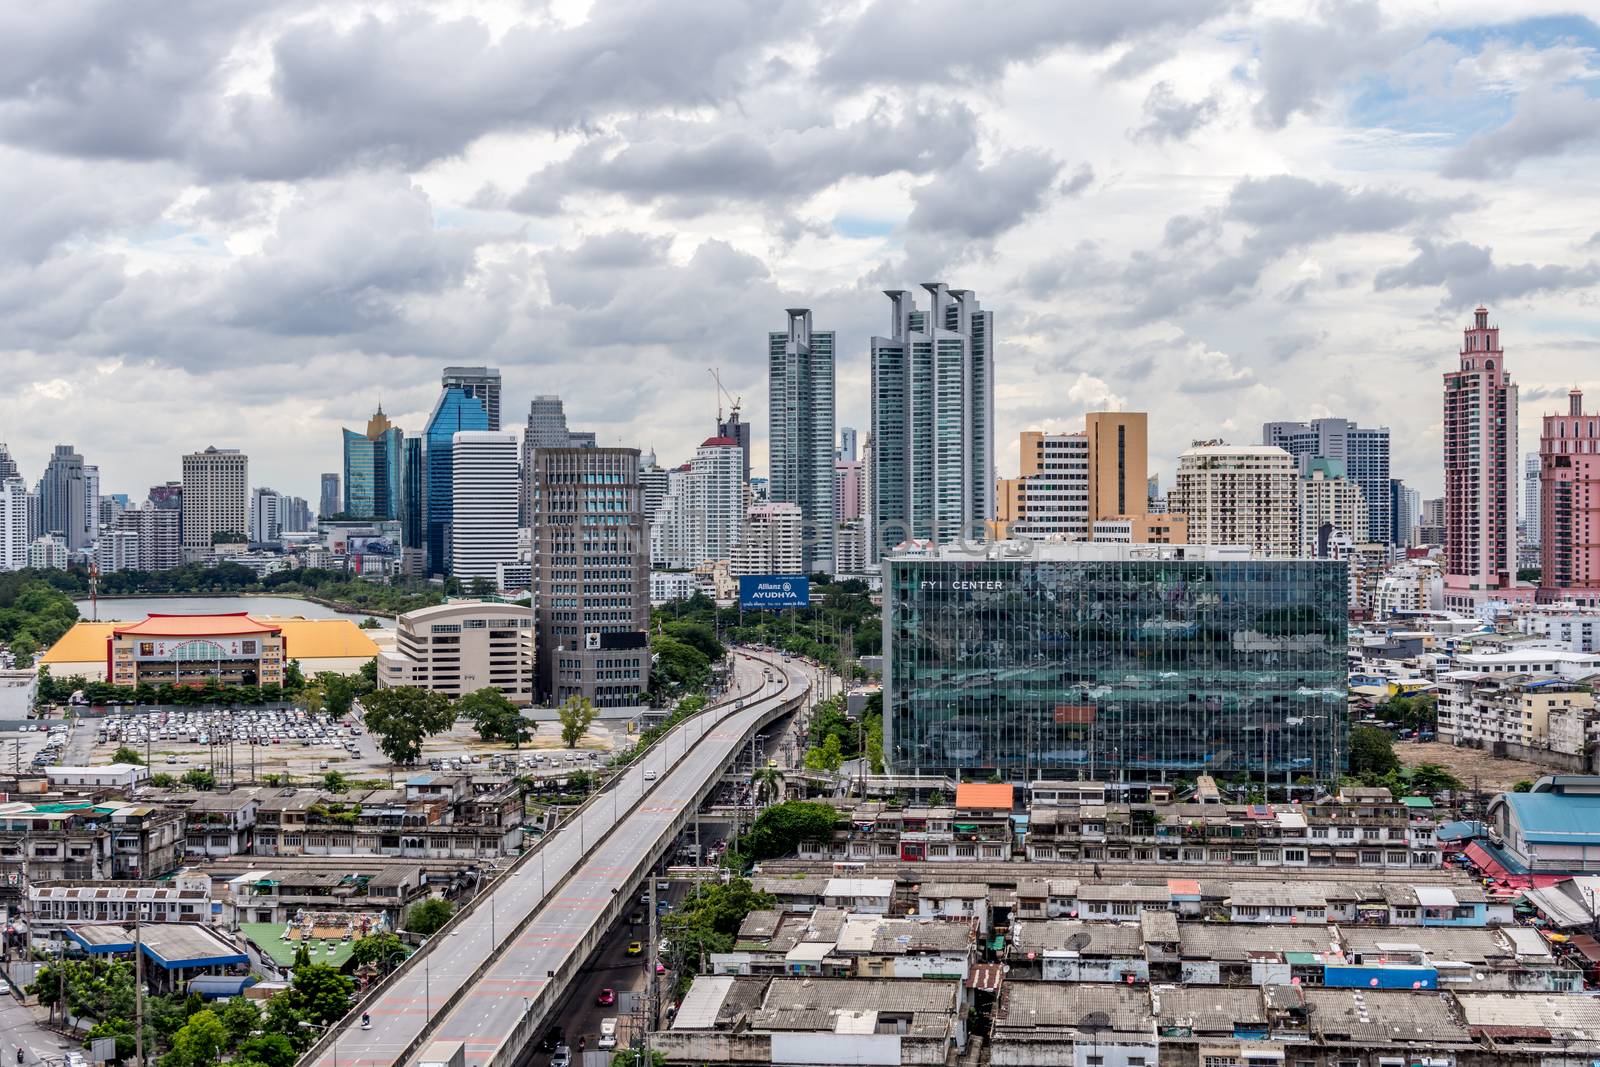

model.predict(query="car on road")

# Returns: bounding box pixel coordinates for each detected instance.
[596,987,615,1006]
[551,1044,572,1067]
[643,769,658,781]
[628,911,644,925]
[537,1026,564,1052]
[626,940,643,956]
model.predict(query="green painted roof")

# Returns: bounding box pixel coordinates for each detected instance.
[1400,796,1435,808]
[240,923,359,969]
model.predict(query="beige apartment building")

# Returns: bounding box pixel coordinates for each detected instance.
[378,602,534,704]
[1171,442,1299,556]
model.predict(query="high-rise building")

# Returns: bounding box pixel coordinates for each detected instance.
[25,490,39,543]
[27,535,67,571]
[838,426,858,463]
[0,477,27,571]
[1524,453,1543,551]
[769,308,836,574]
[883,541,1347,785]
[250,487,282,545]
[1263,417,1391,544]
[423,386,490,576]
[442,366,502,431]
[997,414,1155,542]
[717,409,752,484]
[1299,458,1369,558]
[342,407,404,520]
[1443,306,1518,607]
[0,444,19,482]
[399,435,425,573]
[649,439,745,569]
[1419,497,1445,546]
[96,530,140,574]
[531,447,650,705]
[869,284,994,559]
[114,506,181,572]
[1391,479,1421,547]
[1537,388,1600,605]
[650,464,693,569]
[40,445,88,552]
[834,459,864,523]
[995,432,1089,539]
[282,496,313,533]
[731,503,804,577]
[523,395,596,524]
[319,473,341,520]
[638,449,670,524]
[1170,443,1299,556]
[181,447,248,557]
[448,431,520,586]
[82,464,100,545]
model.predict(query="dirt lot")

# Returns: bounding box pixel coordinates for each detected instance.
[1396,739,1550,793]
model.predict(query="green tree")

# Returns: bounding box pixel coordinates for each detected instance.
[459,687,532,747]
[281,962,354,1027]
[659,878,775,975]
[744,801,840,860]
[361,686,456,764]
[1349,726,1400,777]
[649,636,711,694]
[314,672,361,718]
[660,621,724,664]
[348,931,407,973]
[283,660,306,692]
[219,995,262,1046]
[150,772,177,788]
[181,768,217,790]
[112,745,145,765]
[557,695,599,749]
[164,1007,227,1067]
[1513,779,1535,792]
[236,1033,298,1067]
[1407,762,1465,795]
[803,734,843,772]
[322,770,349,793]
[752,766,784,806]
[405,898,456,937]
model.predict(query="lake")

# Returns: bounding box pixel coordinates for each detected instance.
[71,595,395,627]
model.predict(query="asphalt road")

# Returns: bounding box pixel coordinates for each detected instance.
[309,653,807,1067]
[0,985,77,1066]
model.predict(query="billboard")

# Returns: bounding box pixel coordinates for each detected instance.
[739,575,810,610]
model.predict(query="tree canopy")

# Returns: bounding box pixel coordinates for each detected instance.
[744,801,840,861]
[360,686,456,763]
[405,898,456,937]
[557,694,598,749]
[1349,726,1399,777]
[460,687,532,747]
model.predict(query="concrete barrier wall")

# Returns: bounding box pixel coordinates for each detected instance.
[296,657,781,1067]
[483,683,808,1067]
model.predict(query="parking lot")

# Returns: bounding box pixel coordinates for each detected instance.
[50,703,630,783]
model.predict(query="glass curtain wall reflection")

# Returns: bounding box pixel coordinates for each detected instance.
[884,546,1348,788]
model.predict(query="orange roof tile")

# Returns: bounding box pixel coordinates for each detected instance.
[955,783,1014,811]
[112,613,281,638]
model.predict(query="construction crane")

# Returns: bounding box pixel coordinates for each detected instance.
[709,368,742,422]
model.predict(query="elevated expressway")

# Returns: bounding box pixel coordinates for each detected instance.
[300,651,811,1067]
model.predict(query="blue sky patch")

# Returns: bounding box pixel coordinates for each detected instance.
[831,215,896,239]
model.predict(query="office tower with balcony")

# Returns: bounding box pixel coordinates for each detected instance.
[1171,443,1299,556]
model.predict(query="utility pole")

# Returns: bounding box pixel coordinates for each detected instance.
[135,914,145,1067]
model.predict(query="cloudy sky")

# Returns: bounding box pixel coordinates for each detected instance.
[2,0,1598,506]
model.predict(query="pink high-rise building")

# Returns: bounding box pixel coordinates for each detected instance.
[1537,388,1600,605]
[834,459,863,522]
[1443,306,1522,610]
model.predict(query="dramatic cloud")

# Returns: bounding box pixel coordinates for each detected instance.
[1,0,1598,502]
[1443,86,1600,179]
[1375,237,1600,307]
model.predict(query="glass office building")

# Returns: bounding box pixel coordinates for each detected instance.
[423,386,489,575]
[342,407,404,520]
[884,543,1348,787]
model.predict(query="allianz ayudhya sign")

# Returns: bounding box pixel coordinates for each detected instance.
[739,575,810,610]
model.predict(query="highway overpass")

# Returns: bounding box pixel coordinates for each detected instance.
[300,651,810,1067]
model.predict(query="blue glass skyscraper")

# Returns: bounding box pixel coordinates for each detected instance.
[342,407,404,520]
[424,386,489,575]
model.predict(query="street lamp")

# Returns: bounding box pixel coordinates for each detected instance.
[298,1021,334,1067]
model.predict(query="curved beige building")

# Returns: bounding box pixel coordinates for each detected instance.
[378,601,534,704]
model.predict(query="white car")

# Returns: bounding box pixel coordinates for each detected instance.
[643,769,658,781]
[551,1045,572,1067]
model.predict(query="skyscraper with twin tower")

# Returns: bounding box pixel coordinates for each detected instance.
[869,283,994,560]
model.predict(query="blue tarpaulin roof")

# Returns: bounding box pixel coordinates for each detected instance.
[1506,793,1600,843]
[188,975,256,999]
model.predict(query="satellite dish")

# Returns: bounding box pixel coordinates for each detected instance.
[1078,1011,1112,1034]
[1065,932,1092,952]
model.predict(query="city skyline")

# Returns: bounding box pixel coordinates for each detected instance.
[0,6,1596,504]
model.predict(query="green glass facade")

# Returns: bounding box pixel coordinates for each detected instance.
[884,553,1348,786]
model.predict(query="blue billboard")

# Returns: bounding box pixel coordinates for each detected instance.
[739,575,810,610]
